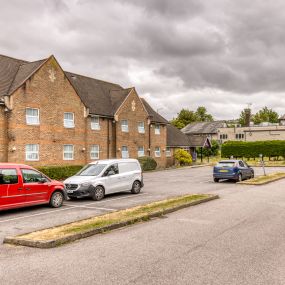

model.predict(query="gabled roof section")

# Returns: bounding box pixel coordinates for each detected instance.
[8,59,47,95]
[110,88,132,114]
[0,55,27,96]
[0,54,48,97]
[167,124,190,147]
[181,121,226,135]
[140,98,168,124]
[188,135,212,148]
[65,71,124,116]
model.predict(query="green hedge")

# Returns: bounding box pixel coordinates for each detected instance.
[221,141,285,158]
[174,149,192,166]
[37,165,83,180]
[138,156,157,171]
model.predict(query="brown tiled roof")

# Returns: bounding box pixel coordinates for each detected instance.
[140,98,168,124]
[187,135,212,148]
[0,54,168,122]
[0,55,26,96]
[0,55,47,97]
[167,124,190,147]
[65,72,126,117]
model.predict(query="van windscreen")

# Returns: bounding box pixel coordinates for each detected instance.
[76,164,107,176]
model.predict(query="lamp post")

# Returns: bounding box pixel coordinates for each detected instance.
[259,154,266,176]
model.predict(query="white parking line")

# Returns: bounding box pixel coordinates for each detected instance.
[0,193,150,224]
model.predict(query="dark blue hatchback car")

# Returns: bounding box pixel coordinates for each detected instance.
[213,160,254,182]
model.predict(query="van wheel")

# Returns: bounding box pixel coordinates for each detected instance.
[131,181,141,194]
[214,178,219,183]
[50,191,64,208]
[92,186,105,201]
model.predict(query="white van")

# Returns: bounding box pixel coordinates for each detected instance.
[64,159,144,201]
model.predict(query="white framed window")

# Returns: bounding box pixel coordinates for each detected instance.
[121,120,129,132]
[90,145,100,160]
[155,147,161,157]
[138,146,145,157]
[138,122,145,134]
[121,146,129,158]
[26,108,39,125]
[154,124,160,135]
[63,145,74,160]
[25,144,39,161]
[166,147,171,157]
[91,116,100,130]
[64,112,75,128]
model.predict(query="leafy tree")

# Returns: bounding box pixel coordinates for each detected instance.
[197,140,220,157]
[171,107,214,129]
[195,106,214,122]
[238,108,251,127]
[253,107,279,124]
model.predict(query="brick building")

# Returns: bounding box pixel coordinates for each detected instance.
[0,54,187,168]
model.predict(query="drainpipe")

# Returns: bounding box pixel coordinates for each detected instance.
[107,119,110,159]
[148,122,151,156]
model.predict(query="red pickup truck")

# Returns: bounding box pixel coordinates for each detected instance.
[0,163,66,211]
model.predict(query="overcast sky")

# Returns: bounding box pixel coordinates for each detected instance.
[1,0,285,120]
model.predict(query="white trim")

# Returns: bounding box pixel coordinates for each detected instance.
[63,144,74,160]
[26,108,40,125]
[25,144,39,161]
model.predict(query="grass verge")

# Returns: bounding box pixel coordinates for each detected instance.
[4,194,218,248]
[238,172,285,185]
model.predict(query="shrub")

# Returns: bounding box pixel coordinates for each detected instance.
[138,156,157,171]
[174,149,193,166]
[37,165,83,180]
[221,140,285,159]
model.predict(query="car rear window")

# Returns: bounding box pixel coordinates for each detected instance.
[216,162,236,168]
[0,169,18,184]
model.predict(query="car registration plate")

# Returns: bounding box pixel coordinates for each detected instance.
[67,190,74,193]
[219,170,229,173]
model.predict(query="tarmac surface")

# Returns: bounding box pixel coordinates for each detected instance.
[0,166,285,284]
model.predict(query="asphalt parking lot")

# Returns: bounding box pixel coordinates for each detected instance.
[0,166,283,244]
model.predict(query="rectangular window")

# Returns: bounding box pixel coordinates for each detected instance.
[63,145,74,160]
[166,147,171,157]
[91,116,100,130]
[90,145,100,160]
[121,120,129,132]
[138,146,145,157]
[155,147,161,157]
[138,122,145,134]
[26,108,39,125]
[25,144,39,161]
[121,146,129,158]
[64,112,75,128]
[0,169,18,184]
[154,124,160,135]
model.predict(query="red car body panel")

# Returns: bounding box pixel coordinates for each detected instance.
[0,163,66,211]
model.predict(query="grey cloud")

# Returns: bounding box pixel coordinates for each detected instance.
[1,0,285,119]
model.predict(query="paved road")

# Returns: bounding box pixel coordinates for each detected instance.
[0,166,282,243]
[1,167,285,284]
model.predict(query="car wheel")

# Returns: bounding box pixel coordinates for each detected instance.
[250,172,254,179]
[237,173,242,182]
[131,181,141,194]
[92,186,105,201]
[214,178,219,183]
[50,191,64,208]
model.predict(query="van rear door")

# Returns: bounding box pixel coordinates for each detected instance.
[0,167,25,210]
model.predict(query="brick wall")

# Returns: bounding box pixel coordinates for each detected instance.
[115,89,150,160]
[6,56,87,166]
[149,123,167,167]
[0,106,7,162]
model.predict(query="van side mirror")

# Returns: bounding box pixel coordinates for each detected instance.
[38,177,47,183]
